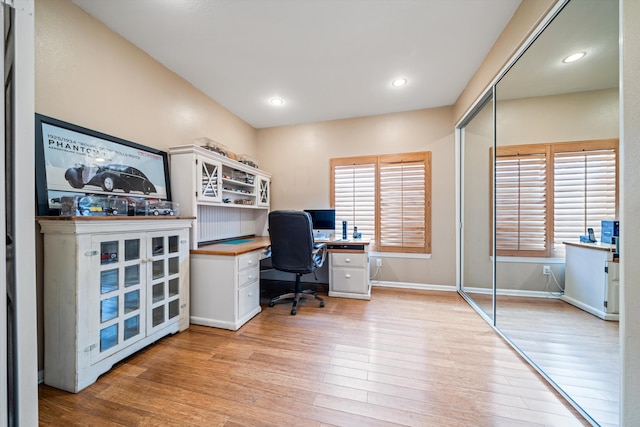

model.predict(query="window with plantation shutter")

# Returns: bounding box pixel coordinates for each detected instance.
[553,148,617,257]
[495,150,548,256]
[331,152,431,254]
[378,153,430,253]
[332,158,376,243]
[493,139,618,258]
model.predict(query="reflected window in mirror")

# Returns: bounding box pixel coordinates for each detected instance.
[492,139,618,258]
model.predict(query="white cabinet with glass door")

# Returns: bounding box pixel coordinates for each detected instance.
[257,175,270,207]
[196,155,222,203]
[38,218,192,393]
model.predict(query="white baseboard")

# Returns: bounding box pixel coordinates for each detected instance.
[371,281,457,292]
[463,286,562,299]
[38,369,44,384]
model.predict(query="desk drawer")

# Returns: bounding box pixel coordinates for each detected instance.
[238,251,260,271]
[238,266,259,288]
[331,252,365,268]
[238,281,260,319]
[331,267,367,293]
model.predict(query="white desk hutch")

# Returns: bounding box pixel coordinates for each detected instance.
[169,144,271,330]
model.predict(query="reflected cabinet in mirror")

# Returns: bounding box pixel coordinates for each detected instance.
[459,1,619,426]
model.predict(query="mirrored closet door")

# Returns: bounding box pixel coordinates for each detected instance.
[458,1,620,426]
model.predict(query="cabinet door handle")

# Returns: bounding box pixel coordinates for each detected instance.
[248,275,254,280]
[248,292,253,297]
[345,274,351,278]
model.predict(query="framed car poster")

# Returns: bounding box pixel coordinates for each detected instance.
[35,114,172,216]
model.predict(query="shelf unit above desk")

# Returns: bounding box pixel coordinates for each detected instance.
[169,144,271,248]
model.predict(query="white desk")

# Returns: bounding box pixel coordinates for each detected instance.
[562,241,619,321]
[189,237,371,330]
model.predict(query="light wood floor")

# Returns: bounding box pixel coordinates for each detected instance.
[465,292,619,427]
[39,286,589,426]
[497,296,618,427]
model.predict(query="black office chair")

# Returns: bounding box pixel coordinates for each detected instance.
[267,210,327,315]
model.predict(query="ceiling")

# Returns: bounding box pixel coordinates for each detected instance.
[71,0,522,129]
[496,0,619,100]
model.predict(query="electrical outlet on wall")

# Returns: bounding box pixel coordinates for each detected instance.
[376,258,382,267]
[543,265,551,275]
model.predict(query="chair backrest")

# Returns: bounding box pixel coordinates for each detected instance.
[268,210,316,274]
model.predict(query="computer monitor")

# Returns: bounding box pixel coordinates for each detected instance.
[304,209,336,238]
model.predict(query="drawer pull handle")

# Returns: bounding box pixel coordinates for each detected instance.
[248,293,253,297]
[345,258,351,263]
[247,260,253,265]
[345,274,351,278]
[248,275,254,280]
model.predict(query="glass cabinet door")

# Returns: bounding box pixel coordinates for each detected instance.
[257,176,270,207]
[146,232,181,334]
[93,235,146,363]
[197,156,222,202]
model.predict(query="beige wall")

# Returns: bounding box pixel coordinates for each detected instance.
[453,0,557,123]
[36,0,258,155]
[621,0,640,422]
[257,107,457,286]
[34,0,260,371]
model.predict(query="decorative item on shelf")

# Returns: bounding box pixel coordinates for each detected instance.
[231,170,254,184]
[233,199,254,205]
[148,200,179,216]
[60,195,128,217]
[195,137,228,157]
[60,195,179,217]
[238,154,259,168]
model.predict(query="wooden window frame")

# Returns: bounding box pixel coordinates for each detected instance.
[492,139,618,258]
[330,152,431,254]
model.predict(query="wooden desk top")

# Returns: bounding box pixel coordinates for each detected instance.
[191,236,370,256]
[563,240,616,252]
[191,236,271,256]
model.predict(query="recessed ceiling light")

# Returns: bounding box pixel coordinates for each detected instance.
[391,78,408,88]
[563,52,586,63]
[270,97,284,106]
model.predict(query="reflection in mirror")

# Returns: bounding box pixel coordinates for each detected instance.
[461,95,494,322]
[494,1,619,426]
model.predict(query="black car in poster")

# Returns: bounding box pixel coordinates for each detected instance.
[65,164,157,195]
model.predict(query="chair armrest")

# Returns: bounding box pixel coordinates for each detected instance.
[312,242,327,268]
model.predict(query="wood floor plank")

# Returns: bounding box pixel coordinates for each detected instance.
[39,286,588,426]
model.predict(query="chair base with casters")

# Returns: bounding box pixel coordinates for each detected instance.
[268,273,324,315]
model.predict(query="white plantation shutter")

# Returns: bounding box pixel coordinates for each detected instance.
[333,162,376,241]
[378,154,429,252]
[553,149,617,256]
[495,152,548,256]
[331,152,431,253]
